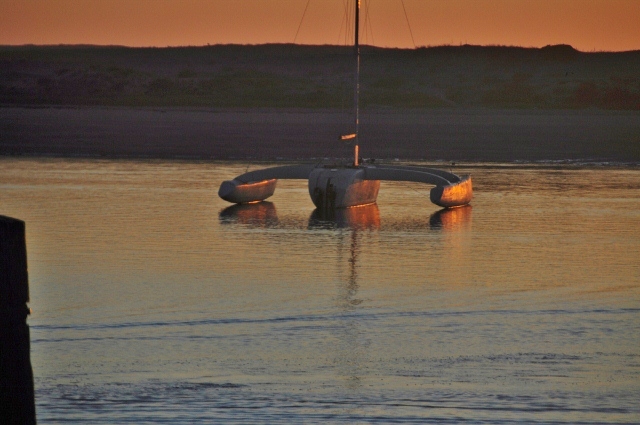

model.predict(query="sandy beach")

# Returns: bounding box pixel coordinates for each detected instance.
[1,106,638,163]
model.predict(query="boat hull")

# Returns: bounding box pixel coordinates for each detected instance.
[218,179,277,204]
[218,165,472,210]
[429,176,473,208]
[308,168,380,210]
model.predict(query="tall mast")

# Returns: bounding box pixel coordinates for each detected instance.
[353,0,360,166]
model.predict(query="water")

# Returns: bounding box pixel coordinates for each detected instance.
[1,158,639,424]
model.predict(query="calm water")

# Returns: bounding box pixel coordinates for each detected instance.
[1,158,639,424]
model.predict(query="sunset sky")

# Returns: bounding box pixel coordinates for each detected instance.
[1,0,639,52]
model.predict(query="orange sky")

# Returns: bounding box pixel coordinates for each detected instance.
[1,0,639,52]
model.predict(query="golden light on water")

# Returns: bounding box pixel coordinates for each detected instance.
[219,201,278,227]
[3,159,639,423]
[329,203,381,230]
[430,205,473,231]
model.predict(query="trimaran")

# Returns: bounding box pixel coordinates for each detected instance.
[219,0,472,211]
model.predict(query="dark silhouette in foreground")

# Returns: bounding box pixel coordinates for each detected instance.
[0,216,36,425]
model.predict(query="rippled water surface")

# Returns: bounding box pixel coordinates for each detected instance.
[1,158,639,424]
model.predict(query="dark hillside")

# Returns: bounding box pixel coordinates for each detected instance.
[1,44,639,109]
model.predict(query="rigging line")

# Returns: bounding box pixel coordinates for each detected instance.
[346,0,353,46]
[337,0,346,45]
[364,0,374,46]
[339,0,350,46]
[399,0,416,48]
[293,0,312,44]
[399,179,431,197]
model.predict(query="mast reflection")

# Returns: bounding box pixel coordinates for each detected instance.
[308,205,380,309]
[308,205,380,389]
[218,202,471,389]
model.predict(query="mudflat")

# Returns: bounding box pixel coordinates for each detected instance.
[1,106,638,162]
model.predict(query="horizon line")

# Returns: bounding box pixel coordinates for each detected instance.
[2,42,640,54]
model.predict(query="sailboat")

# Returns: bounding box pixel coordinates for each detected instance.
[219,0,472,210]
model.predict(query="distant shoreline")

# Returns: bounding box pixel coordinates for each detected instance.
[2,44,639,110]
[1,106,639,164]
[2,44,639,163]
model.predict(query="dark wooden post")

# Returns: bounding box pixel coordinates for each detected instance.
[1,216,36,425]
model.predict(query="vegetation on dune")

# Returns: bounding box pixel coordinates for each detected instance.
[1,44,639,110]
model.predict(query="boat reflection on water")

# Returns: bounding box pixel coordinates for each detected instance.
[308,203,381,231]
[218,201,279,228]
[307,205,380,310]
[218,202,472,232]
[217,201,471,390]
[308,205,379,389]
[429,205,473,231]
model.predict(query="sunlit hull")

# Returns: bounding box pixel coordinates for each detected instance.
[430,176,473,208]
[218,178,277,204]
[218,164,472,209]
[308,167,380,210]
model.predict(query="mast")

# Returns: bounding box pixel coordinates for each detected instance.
[353,0,360,167]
